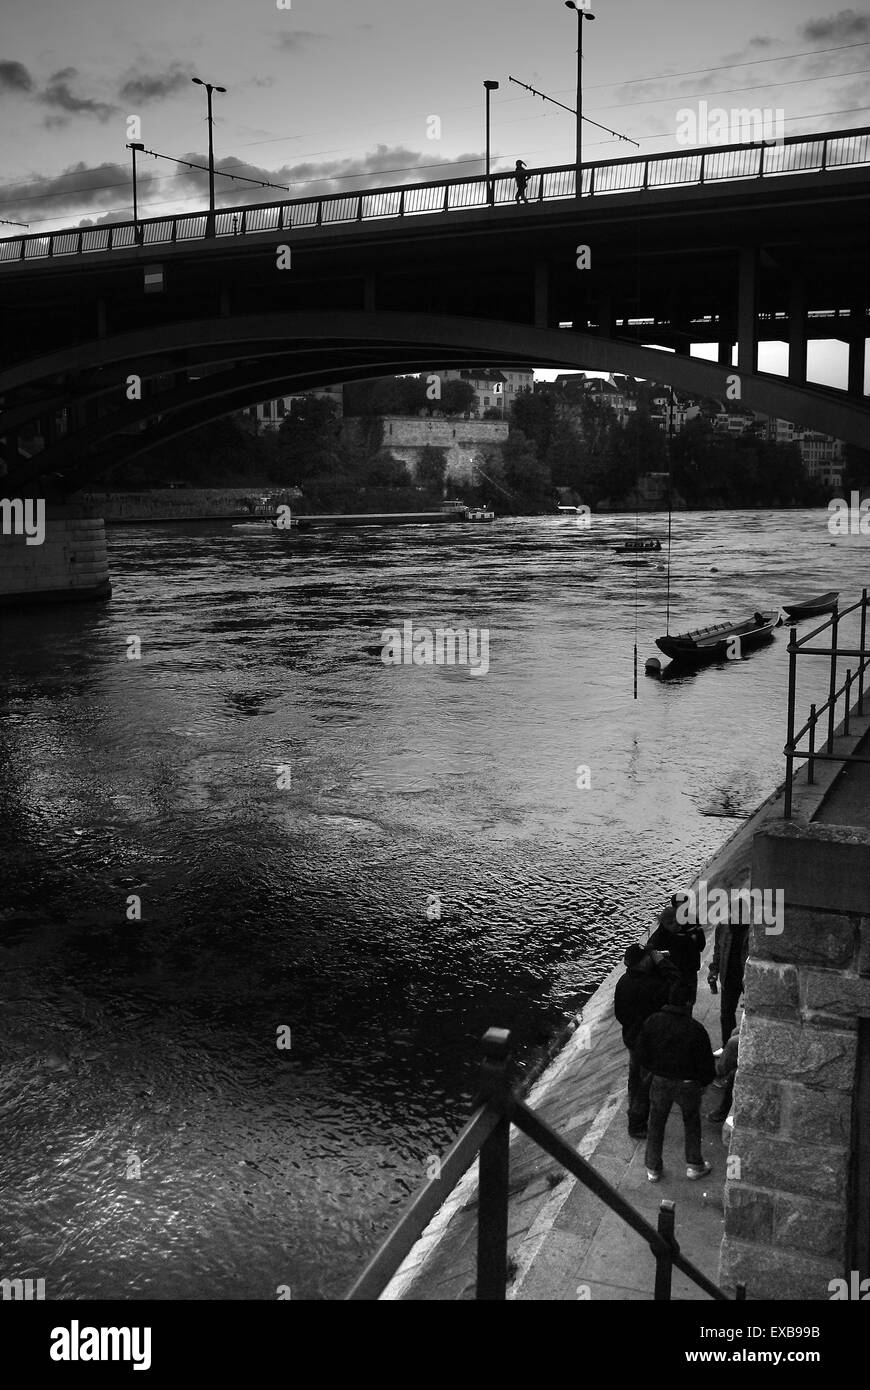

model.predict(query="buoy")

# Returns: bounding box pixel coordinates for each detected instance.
[645,657,662,676]
[711,567,718,573]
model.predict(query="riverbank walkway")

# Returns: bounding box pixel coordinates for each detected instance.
[383,705,870,1300]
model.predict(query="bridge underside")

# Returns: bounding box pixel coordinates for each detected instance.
[1,311,869,489]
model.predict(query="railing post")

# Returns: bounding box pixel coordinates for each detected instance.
[784,631,797,819]
[476,1028,512,1301]
[808,704,817,784]
[827,608,840,753]
[399,189,405,217]
[860,590,867,715]
[654,1200,677,1300]
[845,670,853,736]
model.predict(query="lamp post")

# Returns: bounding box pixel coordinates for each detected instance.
[191,76,227,237]
[126,140,145,243]
[484,80,499,205]
[564,2,595,196]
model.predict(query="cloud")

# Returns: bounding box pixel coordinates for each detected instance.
[0,60,34,94]
[273,29,324,51]
[0,161,129,224]
[119,64,190,104]
[40,67,117,125]
[799,8,870,42]
[1,144,482,232]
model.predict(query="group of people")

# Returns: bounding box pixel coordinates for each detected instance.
[613,901,749,1183]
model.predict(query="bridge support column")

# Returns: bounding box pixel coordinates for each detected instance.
[788,274,808,386]
[737,246,758,377]
[848,304,866,399]
[534,262,549,330]
[0,502,111,607]
[598,292,615,338]
[718,338,733,367]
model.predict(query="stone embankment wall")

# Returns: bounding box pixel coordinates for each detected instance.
[0,506,110,605]
[78,488,299,522]
[360,416,509,486]
[720,821,870,1298]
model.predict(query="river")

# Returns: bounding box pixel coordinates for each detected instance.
[0,507,866,1299]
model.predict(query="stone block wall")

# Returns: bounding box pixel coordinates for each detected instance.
[376,416,509,486]
[719,821,870,1299]
[0,506,110,605]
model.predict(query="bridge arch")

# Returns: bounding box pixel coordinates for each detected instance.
[3,311,868,486]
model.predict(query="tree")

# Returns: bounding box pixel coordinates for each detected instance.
[502,428,552,511]
[440,379,476,417]
[364,450,411,488]
[416,444,447,493]
[511,388,558,458]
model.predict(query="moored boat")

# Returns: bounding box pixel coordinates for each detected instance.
[781,590,839,620]
[613,538,662,554]
[656,610,780,663]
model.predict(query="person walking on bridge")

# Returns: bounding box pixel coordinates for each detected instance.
[635,979,716,1182]
[514,160,529,204]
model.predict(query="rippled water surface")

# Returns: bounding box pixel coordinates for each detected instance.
[1,509,867,1298]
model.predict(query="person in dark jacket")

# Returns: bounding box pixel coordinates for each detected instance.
[707,920,750,1045]
[514,160,529,204]
[646,902,705,1002]
[708,1019,740,1123]
[636,979,716,1181]
[614,944,679,1137]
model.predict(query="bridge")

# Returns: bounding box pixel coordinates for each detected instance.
[1,125,869,491]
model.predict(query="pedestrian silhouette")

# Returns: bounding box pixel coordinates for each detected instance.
[514,160,529,204]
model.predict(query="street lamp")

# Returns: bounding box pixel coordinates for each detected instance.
[564,2,595,196]
[484,80,499,205]
[191,76,227,237]
[126,140,145,243]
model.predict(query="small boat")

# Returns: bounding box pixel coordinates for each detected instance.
[656,610,780,663]
[613,538,662,554]
[781,590,839,620]
[464,507,494,523]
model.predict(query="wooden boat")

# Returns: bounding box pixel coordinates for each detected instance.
[613,538,662,554]
[781,590,839,620]
[656,610,780,663]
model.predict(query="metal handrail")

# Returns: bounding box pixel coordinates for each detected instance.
[2,125,869,266]
[784,589,870,817]
[345,1028,742,1301]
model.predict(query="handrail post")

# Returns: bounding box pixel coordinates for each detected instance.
[808,704,817,784]
[827,609,840,753]
[476,1028,512,1300]
[845,670,853,736]
[860,590,867,715]
[654,1200,677,1300]
[784,631,797,819]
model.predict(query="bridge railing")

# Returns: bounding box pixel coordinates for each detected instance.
[345,1027,744,1301]
[2,126,869,265]
[783,589,870,818]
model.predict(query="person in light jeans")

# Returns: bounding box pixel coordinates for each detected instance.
[635,979,717,1181]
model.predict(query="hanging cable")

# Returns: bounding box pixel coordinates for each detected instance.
[666,385,675,635]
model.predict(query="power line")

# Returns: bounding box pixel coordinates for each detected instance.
[134,145,289,192]
[590,65,870,113]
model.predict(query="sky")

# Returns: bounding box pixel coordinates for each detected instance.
[1,0,868,387]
